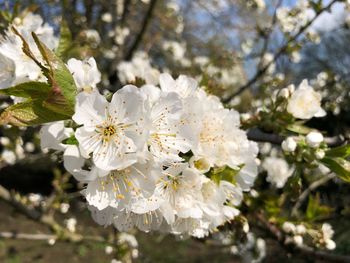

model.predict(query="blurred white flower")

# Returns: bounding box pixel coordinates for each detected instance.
[263,157,293,188]
[60,203,70,214]
[105,246,113,255]
[102,13,112,23]
[1,149,16,165]
[65,218,77,233]
[287,80,326,119]
[282,222,296,234]
[321,223,336,250]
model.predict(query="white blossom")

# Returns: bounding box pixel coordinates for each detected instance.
[67,57,101,92]
[287,80,326,119]
[72,87,148,171]
[282,137,297,152]
[263,157,293,188]
[306,131,324,148]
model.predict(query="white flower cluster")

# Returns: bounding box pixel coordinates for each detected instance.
[41,69,259,237]
[276,0,311,34]
[263,157,294,188]
[283,222,306,247]
[0,12,58,89]
[117,51,160,85]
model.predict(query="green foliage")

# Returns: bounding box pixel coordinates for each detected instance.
[325,144,350,158]
[0,81,51,98]
[62,135,78,145]
[0,28,77,126]
[0,82,68,126]
[305,193,332,222]
[320,157,350,183]
[286,123,313,135]
[0,99,68,126]
[210,165,242,185]
[55,19,73,60]
[31,32,77,114]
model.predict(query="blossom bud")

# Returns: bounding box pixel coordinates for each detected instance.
[105,246,113,255]
[287,84,295,94]
[240,113,251,122]
[282,137,297,152]
[0,137,10,146]
[279,88,290,99]
[295,224,306,235]
[48,238,56,246]
[293,235,303,247]
[315,149,325,160]
[325,239,336,250]
[282,222,296,234]
[306,132,324,148]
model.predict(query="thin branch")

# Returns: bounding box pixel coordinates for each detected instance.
[124,0,158,60]
[247,128,345,147]
[255,212,350,263]
[0,232,55,241]
[222,0,341,103]
[256,0,283,70]
[291,173,337,217]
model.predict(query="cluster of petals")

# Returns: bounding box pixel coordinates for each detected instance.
[41,65,259,236]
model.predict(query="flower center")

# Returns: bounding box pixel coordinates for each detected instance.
[102,125,117,141]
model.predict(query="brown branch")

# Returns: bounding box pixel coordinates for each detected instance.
[255,212,350,263]
[222,0,341,103]
[124,0,158,60]
[247,128,345,147]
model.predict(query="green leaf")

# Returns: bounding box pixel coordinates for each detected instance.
[321,157,350,182]
[306,193,332,221]
[286,123,312,135]
[55,20,72,59]
[0,99,68,126]
[326,144,350,158]
[210,165,242,185]
[62,135,78,145]
[31,32,77,116]
[0,82,51,98]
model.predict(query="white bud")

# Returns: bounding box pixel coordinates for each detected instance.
[105,246,113,255]
[65,218,77,233]
[240,113,251,122]
[315,149,325,160]
[48,238,56,246]
[102,13,112,23]
[282,137,297,152]
[0,137,10,146]
[287,84,295,94]
[243,221,250,233]
[282,222,296,234]
[295,224,306,235]
[60,203,70,214]
[325,239,336,250]
[25,142,35,152]
[306,132,324,148]
[279,88,290,98]
[293,235,303,247]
